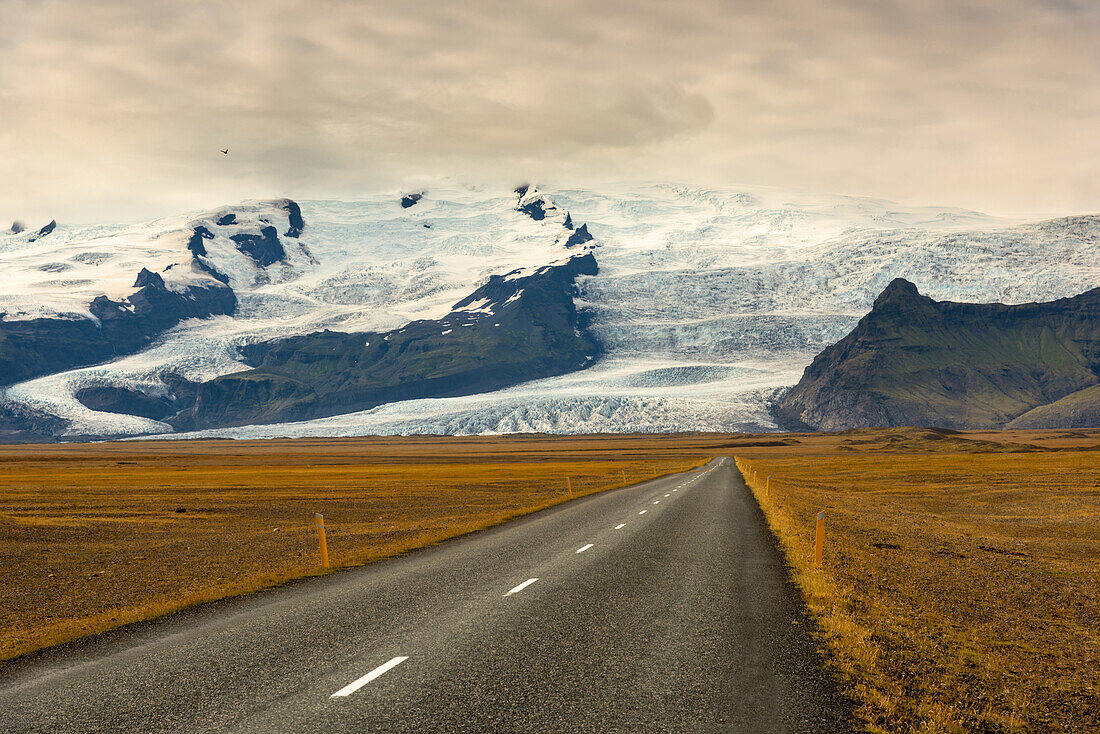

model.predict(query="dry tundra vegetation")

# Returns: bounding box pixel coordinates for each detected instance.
[737,428,1099,734]
[1,429,1097,734]
[0,434,711,663]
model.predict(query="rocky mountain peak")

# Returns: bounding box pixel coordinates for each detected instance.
[873,277,922,307]
[132,268,166,289]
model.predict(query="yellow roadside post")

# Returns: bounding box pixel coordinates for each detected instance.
[814,511,825,568]
[315,513,330,569]
[566,477,573,498]
[766,476,770,499]
[621,469,627,484]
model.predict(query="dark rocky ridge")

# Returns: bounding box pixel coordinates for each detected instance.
[172,253,601,430]
[400,192,424,208]
[0,269,236,389]
[73,375,199,424]
[774,278,1100,430]
[28,220,56,242]
[74,386,178,421]
[565,223,594,248]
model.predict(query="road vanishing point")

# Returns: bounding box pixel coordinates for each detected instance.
[0,458,853,733]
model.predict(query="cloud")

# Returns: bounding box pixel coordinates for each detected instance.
[0,0,1097,222]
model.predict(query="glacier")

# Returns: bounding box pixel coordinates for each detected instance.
[2,182,1098,439]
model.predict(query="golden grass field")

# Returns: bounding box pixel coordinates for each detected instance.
[736,429,1100,734]
[2,428,1097,734]
[0,434,715,663]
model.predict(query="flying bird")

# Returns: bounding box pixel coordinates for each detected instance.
[220,148,229,155]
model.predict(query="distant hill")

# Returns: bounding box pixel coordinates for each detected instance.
[774,279,1100,430]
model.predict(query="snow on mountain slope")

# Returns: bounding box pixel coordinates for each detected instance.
[0,201,306,321]
[3,182,1099,439]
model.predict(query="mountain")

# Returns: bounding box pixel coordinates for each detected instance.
[774,279,1100,431]
[171,253,599,429]
[1,183,1098,441]
[0,200,309,391]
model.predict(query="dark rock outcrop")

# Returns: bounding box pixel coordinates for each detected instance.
[187,226,214,257]
[281,200,304,238]
[400,192,424,208]
[0,271,236,388]
[0,401,66,443]
[519,197,550,221]
[216,213,237,226]
[74,386,177,421]
[28,220,56,242]
[186,226,229,284]
[173,253,601,430]
[9,221,24,235]
[515,184,561,222]
[230,226,285,267]
[774,279,1100,431]
[565,223,594,248]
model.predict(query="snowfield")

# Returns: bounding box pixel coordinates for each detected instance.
[2,182,1098,439]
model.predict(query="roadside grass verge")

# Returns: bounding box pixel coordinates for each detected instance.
[0,440,706,663]
[735,452,1099,733]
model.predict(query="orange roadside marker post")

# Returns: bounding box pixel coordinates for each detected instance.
[621,469,627,484]
[766,476,770,499]
[566,477,573,498]
[814,511,825,568]
[315,513,330,569]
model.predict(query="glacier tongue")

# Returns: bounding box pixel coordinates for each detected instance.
[3,182,1099,439]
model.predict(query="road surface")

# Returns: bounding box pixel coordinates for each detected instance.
[0,457,853,733]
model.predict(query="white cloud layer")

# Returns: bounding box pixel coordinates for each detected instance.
[1,0,1098,223]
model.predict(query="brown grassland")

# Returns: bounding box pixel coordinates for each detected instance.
[736,429,1100,734]
[1,428,1097,734]
[0,434,715,663]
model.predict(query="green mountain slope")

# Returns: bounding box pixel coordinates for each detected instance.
[774,279,1100,431]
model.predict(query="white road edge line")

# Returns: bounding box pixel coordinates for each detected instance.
[331,656,409,698]
[505,578,539,596]
[576,543,594,553]
[615,523,626,529]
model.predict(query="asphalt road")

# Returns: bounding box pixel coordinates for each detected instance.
[0,457,853,733]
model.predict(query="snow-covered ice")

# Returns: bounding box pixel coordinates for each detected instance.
[2,182,1098,439]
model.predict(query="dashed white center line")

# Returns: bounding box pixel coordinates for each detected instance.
[615,523,626,529]
[639,510,647,515]
[664,493,670,497]
[576,543,594,553]
[505,578,539,596]
[653,500,660,505]
[331,656,409,698]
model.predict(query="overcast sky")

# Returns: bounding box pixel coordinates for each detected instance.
[2,0,1098,224]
